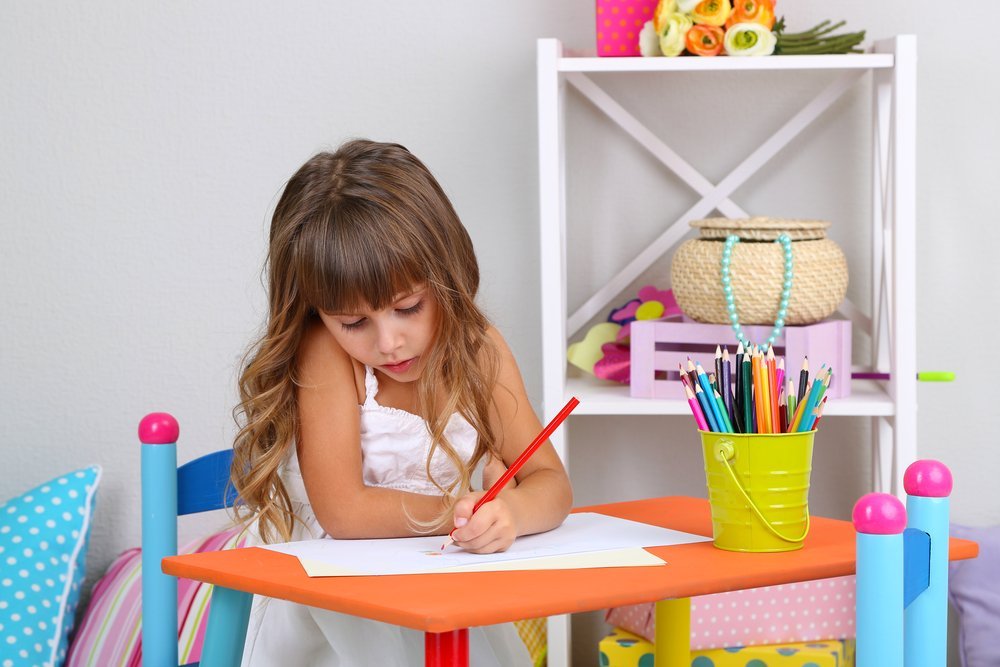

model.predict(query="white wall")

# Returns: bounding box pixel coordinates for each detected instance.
[2,2,997,664]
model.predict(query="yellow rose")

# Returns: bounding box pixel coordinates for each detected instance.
[653,0,678,33]
[690,0,731,27]
[659,13,693,56]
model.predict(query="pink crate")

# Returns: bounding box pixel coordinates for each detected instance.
[596,0,656,57]
[629,319,851,400]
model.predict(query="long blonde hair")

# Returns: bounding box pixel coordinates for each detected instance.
[232,140,500,543]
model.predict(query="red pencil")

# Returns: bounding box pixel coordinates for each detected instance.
[441,396,580,550]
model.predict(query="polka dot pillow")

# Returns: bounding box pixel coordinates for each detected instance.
[0,466,101,667]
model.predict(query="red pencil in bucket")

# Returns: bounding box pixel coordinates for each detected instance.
[441,396,580,551]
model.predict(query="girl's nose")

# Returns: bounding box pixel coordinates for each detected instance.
[376,322,403,355]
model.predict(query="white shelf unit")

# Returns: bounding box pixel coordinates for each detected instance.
[537,37,915,667]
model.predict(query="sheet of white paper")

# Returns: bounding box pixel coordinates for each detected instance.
[297,546,667,576]
[263,512,709,576]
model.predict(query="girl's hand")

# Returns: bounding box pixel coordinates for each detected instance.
[449,491,518,554]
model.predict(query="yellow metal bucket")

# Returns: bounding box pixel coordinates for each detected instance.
[701,430,815,552]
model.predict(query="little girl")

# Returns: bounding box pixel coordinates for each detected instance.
[230,139,573,665]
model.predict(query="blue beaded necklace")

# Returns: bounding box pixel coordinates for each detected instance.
[720,233,793,347]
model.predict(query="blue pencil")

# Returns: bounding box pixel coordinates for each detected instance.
[694,383,720,432]
[695,362,726,432]
[796,366,828,432]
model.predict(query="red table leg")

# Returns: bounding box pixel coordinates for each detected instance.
[425,628,469,666]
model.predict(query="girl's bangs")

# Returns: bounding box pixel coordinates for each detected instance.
[296,211,428,314]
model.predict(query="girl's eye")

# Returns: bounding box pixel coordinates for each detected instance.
[340,318,366,331]
[397,301,424,316]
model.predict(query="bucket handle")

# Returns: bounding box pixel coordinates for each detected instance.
[714,441,810,544]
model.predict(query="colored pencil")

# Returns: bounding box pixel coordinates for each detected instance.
[812,396,829,429]
[714,345,724,396]
[734,342,745,430]
[678,363,691,391]
[786,378,796,427]
[766,346,780,433]
[778,385,788,433]
[803,372,832,431]
[721,347,734,429]
[442,395,579,550]
[788,379,811,432]
[796,367,828,432]
[752,349,769,433]
[775,357,785,407]
[695,382,719,432]
[696,362,726,432]
[713,388,734,433]
[684,383,709,431]
[797,357,809,405]
[742,349,753,434]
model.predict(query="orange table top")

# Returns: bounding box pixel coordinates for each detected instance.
[162,496,978,633]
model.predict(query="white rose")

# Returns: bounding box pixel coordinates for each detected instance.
[639,20,663,57]
[723,22,777,56]
[659,13,693,57]
[677,0,700,12]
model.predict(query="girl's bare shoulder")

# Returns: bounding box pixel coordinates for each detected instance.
[298,319,365,400]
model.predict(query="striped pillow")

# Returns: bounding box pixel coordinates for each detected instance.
[65,526,245,667]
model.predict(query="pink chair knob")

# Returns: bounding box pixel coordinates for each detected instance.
[852,492,907,534]
[139,412,179,445]
[903,459,953,498]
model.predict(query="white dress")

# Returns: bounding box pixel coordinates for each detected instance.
[241,366,532,666]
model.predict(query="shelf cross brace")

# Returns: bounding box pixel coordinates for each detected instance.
[566,68,868,338]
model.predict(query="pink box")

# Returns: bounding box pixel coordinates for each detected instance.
[629,319,852,399]
[596,0,657,57]
[605,575,857,650]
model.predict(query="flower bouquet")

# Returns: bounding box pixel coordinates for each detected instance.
[638,0,865,57]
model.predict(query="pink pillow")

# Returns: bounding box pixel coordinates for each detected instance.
[65,526,245,666]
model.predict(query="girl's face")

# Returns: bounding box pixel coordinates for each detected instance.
[318,285,438,382]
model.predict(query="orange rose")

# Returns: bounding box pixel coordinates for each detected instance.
[685,24,725,56]
[690,0,731,27]
[726,0,775,30]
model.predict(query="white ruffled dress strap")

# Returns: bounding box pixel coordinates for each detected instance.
[362,365,379,407]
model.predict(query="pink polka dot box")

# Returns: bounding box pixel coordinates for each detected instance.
[605,575,857,650]
[596,0,657,57]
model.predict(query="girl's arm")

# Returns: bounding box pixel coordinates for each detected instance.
[450,328,573,552]
[295,321,449,538]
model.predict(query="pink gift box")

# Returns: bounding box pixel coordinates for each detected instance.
[605,575,857,650]
[629,319,852,400]
[596,0,657,57]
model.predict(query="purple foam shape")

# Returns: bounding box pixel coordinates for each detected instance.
[853,493,907,534]
[903,459,953,498]
[139,412,179,445]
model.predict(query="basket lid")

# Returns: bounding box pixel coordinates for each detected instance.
[691,216,830,241]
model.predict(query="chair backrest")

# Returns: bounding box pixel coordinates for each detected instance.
[139,412,237,667]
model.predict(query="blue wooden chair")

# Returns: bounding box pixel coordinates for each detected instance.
[139,412,246,667]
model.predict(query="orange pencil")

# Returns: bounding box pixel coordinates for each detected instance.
[766,346,779,433]
[752,348,769,433]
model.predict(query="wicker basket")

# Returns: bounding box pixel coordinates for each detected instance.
[670,217,848,325]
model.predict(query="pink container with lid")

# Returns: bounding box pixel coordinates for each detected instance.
[596,0,657,57]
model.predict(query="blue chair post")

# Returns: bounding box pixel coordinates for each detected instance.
[853,492,906,667]
[140,412,181,667]
[903,460,953,667]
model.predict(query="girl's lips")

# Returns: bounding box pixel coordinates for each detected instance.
[382,357,416,374]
